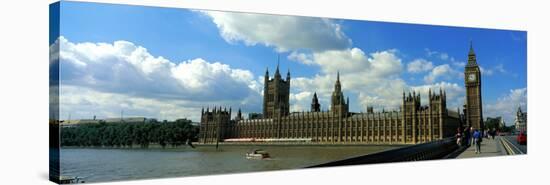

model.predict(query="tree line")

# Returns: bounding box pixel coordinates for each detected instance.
[60,119,199,148]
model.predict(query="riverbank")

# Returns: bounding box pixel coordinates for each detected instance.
[60,143,195,149]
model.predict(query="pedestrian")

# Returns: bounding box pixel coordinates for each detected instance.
[455,128,462,147]
[473,129,482,154]
[464,127,471,146]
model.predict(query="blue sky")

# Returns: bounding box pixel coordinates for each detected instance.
[54,1,527,124]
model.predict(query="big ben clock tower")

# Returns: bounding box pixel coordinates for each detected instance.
[464,42,484,130]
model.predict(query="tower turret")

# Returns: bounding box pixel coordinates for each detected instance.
[331,71,348,116]
[465,41,483,130]
[262,58,290,118]
[311,92,321,112]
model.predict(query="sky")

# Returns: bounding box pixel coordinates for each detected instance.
[52,1,527,125]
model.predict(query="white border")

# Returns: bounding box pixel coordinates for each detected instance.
[0,0,547,185]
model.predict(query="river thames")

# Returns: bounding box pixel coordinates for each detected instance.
[60,145,399,183]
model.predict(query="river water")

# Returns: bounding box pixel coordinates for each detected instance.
[60,145,399,183]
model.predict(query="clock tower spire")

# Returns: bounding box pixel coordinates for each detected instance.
[464,41,483,130]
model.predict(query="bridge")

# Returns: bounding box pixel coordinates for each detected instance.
[307,135,525,168]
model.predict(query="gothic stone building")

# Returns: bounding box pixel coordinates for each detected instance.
[198,47,486,145]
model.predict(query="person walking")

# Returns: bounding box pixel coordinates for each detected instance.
[473,129,482,154]
[455,128,462,147]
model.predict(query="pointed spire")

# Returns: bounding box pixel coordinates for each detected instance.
[346,96,349,105]
[334,71,342,93]
[237,108,242,119]
[275,55,281,77]
[469,40,475,55]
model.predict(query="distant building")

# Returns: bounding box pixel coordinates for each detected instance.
[485,117,504,129]
[515,107,527,132]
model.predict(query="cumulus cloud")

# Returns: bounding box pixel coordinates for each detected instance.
[202,10,351,52]
[56,36,262,121]
[485,88,527,124]
[287,49,404,111]
[423,64,461,83]
[407,58,433,73]
[311,48,402,77]
[289,91,314,112]
[199,11,470,114]
[287,51,315,65]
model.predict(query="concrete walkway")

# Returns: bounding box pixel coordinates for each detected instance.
[456,137,505,159]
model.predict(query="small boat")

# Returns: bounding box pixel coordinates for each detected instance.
[246,149,270,159]
[59,176,85,184]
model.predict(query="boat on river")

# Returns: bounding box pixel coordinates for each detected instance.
[246,149,270,159]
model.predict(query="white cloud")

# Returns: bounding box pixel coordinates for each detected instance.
[289,91,313,112]
[202,10,351,52]
[201,10,409,112]
[59,85,207,121]
[56,36,262,121]
[407,58,433,73]
[199,12,472,114]
[312,48,402,78]
[423,64,461,83]
[287,51,315,65]
[288,49,404,111]
[485,88,527,124]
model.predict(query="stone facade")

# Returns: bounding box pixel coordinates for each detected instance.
[198,47,482,145]
[199,69,463,145]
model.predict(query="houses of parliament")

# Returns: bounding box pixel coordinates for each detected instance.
[199,44,483,145]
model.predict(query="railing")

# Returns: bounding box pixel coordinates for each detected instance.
[306,137,458,168]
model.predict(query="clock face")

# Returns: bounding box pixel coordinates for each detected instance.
[468,74,476,82]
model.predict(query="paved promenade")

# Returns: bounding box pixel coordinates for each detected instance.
[457,136,506,159]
